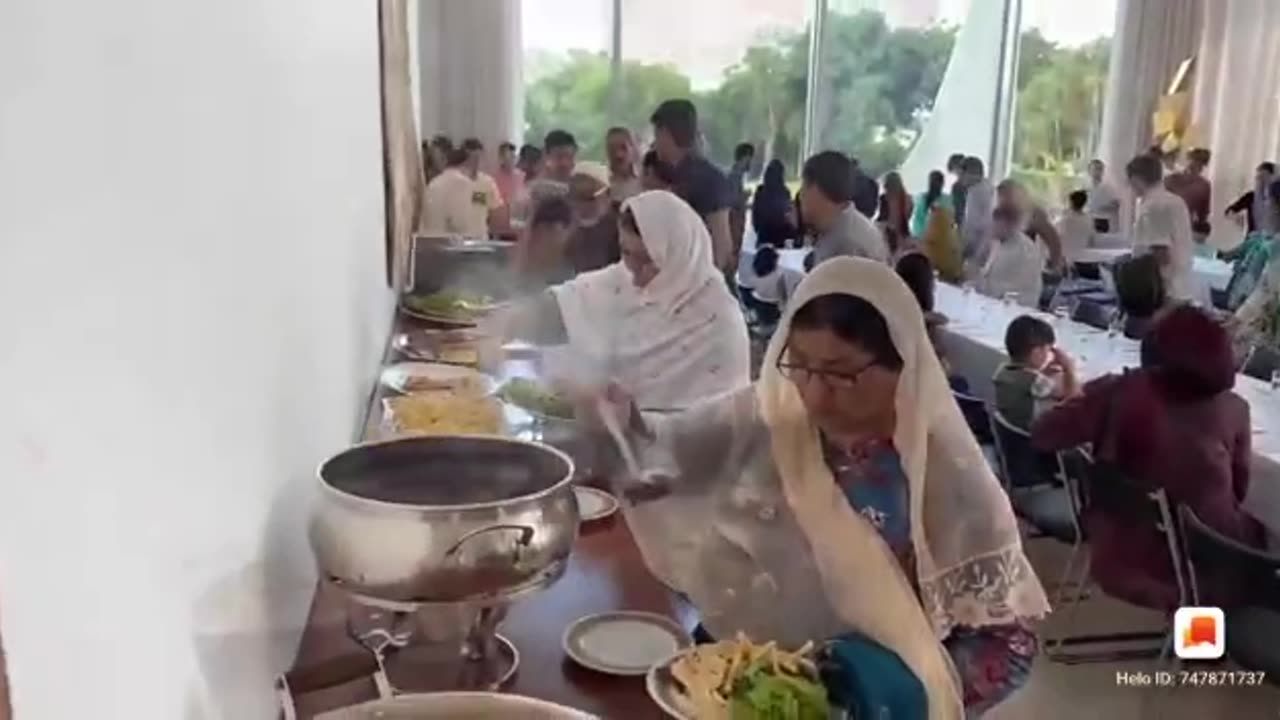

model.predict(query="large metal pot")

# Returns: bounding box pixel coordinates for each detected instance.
[311,435,578,605]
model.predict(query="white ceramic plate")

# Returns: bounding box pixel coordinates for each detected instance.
[645,650,693,719]
[379,362,493,395]
[573,486,618,523]
[646,646,842,720]
[562,612,691,677]
[314,692,598,720]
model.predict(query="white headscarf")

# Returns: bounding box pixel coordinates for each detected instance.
[757,257,1050,719]
[551,190,749,409]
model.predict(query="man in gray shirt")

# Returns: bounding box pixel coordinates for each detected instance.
[797,151,888,266]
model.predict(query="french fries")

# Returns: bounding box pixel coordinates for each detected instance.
[668,634,817,719]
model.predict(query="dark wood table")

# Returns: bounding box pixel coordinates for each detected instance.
[287,309,694,718]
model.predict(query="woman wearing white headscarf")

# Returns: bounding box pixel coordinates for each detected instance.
[495,189,749,410]
[601,257,1049,718]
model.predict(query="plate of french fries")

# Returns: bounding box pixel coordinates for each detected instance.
[646,634,833,720]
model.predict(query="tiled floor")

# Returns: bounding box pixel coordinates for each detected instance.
[991,539,1280,719]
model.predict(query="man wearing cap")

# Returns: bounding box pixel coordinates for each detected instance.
[564,162,621,273]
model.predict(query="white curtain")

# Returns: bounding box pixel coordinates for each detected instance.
[416,0,523,155]
[1192,0,1280,217]
[382,0,427,289]
[1097,0,1202,180]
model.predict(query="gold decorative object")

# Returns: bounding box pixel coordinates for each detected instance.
[1152,56,1197,155]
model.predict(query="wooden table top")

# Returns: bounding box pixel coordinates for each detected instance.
[289,516,694,719]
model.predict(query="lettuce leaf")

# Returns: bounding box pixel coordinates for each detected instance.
[729,659,828,719]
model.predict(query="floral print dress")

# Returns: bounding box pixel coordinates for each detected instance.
[822,435,1037,718]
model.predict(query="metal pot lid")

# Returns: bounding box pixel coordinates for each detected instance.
[318,435,574,510]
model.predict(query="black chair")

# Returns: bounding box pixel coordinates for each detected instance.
[952,390,994,446]
[1179,506,1280,682]
[1242,344,1280,382]
[989,412,1080,541]
[1210,287,1230,311]
[1071,299,1115,331]
[1072,262,1102,281]
[1045,464,1186,664]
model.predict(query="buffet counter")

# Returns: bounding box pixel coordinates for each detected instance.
[287,309,693,719]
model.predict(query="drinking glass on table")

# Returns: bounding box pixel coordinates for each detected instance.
[1053,304,1070,325]
[1271,369,1280,391]
[1001,292,1018,307]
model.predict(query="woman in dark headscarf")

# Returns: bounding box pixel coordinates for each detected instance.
[751,159,799,248]
[1033,306,1262,610]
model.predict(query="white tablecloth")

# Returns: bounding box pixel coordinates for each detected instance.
[1073,247,1231,292]
[934,282,1280,535]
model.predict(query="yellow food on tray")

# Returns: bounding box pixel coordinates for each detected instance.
[438,346,480,366]
[383,392,503,437]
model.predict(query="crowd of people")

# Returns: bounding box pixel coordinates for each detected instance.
[416,95,1280,717]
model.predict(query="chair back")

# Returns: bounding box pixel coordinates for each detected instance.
[952,390,994,446]
[990,410,1062,490]
[1179,506,1280,608]
[1071,299,1115,331]
[1242,344,1280,382]
[1078,465,1189,606]
[1073,262,1102,281]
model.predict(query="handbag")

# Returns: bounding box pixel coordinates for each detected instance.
[821,632,928,720]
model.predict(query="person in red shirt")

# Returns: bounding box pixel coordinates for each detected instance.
[1032,306,1262,610]
[492,141,524,208]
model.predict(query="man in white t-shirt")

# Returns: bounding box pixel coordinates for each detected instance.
[1127,153,1194,300]
[422,147,501,237]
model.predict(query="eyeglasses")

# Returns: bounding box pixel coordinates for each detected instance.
[775,353,877,390]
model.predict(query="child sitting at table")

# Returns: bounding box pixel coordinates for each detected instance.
[992,315,1080,431]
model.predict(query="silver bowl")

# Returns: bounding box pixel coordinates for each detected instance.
[311,435,578,606]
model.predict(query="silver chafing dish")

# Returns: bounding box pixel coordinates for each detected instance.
[282,435,580,715]
[311,434,577,605]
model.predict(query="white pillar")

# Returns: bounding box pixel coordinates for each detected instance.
[416,0,523,148]
[897,0,1014,191]
[989,0,1023,181]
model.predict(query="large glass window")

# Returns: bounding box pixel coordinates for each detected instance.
[813,3,965,180]
[519,0,1111,200]
[617,0,811,171]
[1010,0,1116,207]
[521,0,613,160]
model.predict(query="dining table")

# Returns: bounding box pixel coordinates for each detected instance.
[285,309,696,719]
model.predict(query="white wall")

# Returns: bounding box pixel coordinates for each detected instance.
[0,1,392,717]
